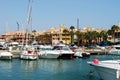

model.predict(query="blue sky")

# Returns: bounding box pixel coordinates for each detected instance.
[0,0,120,34]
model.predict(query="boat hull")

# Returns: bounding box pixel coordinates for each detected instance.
[0,56,12,60]
[58,53,74,59]
[92,65,120,80]
[88,60,120,80]
[39,51,60,59]
[0,52,13,60]
[108,45,120,55]
[108,50,120,55]
[20,54,38,60]
[39,54,59,59]
[74,52,90,58]
[20,50,38,60]
[82,53,90,58]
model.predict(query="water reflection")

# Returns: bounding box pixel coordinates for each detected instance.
[37,59,77,74]
[0,60,12,70]
[0,60,13,79]
[39,59,61,73]
[19,59,78,74]
[20,60,38,71]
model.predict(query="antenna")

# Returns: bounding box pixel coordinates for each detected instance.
[16,21,19,31]
[5,21,8,33]
[77,18,79,30]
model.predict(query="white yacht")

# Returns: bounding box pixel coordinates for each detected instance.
[38,45,60,59]
[20,46,38,60]
[39,44,74,59]
[88,59,120,80]
[53,44,75,59]
[0,51,13,60]
[108,45,120,55]
[74,48,90,58]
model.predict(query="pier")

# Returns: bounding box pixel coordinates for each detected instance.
[84,48,109,55]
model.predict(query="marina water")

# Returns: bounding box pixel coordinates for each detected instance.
[0,55,119,80]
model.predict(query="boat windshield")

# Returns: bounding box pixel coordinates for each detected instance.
[115,47,120,49]
[62,47,70,50]
[52,46,70,50]
[52,46,61,50]
[41,48,52,50]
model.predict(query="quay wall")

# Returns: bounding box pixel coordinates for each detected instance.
[84,48,109,55]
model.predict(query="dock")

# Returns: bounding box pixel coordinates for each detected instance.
[84,48,109,55]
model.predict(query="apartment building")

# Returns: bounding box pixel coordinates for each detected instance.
[0,24,105,45]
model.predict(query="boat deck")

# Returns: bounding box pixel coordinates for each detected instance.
[88,60,120,70]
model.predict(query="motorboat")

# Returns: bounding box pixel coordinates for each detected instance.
[38,44,74,59]
[108,45,120,55]
[5,42,20,52]
[88,59,120,80]
[19,46,38,60]
[74,48,90,58]
[0,51,13,60]
[53,44,75,59]
[38,45,60,59]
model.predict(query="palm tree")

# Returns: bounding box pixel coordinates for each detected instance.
[44,33,52,44]
[100,30,108,41]
[85,31,92,44]
[107,29,113,35]
[32,30,36,39]
[75,31,85,46]
[111,25,119,43]
[75,31,80,46]
[32,30,36,33]
[36,33,52,44]
[70,26,75,44]
[91,31,99,44]
[84,31,99,45]
[107,29,113,42]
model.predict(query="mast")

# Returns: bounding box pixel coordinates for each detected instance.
[27,0,33,27]
[25,0,32,45]
[5,21,8,33]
